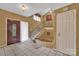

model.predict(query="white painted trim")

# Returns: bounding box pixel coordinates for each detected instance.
[5,17,7,47]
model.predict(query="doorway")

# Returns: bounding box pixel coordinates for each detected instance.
[7,18,29,45]
[7,19,20,45]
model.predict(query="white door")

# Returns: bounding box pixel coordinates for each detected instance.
[56,9,76,55]
[20,21,29,42]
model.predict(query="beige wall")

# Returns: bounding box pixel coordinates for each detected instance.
[41,12,55,27]
[54,3,79,56]
[0,9,39,47]
[27,16,40,33]
[39,11,56,48]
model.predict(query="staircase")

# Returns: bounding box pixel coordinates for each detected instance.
[29,25,44,48]
[30,25,44,41]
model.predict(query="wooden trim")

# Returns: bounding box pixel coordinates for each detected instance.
[6,17,20,45]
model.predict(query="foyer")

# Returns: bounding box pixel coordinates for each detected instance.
[0,3,78,56]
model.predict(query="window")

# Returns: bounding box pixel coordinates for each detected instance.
[33,15,41,22]
[12,24,16,37]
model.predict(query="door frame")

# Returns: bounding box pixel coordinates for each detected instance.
[6,17,20,45]
[6,17,29,46]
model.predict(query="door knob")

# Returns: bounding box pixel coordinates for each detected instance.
[58,32,60,36]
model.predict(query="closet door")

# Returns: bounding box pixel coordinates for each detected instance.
[56,9,76,55]
[56,12,63,52]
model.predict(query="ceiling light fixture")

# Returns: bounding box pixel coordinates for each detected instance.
[49,8,52,14]
[21,5,28,12]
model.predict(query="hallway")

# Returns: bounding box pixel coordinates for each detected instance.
[0,40,68,56]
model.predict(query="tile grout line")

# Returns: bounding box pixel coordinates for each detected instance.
[2,47,6,56]
[9,45,17,56]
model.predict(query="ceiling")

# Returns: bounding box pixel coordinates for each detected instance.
[0,3,70,17]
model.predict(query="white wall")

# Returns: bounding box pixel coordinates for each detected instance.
[20,21,28,42]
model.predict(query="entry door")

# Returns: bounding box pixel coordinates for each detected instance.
[7,19,20,45]
[56,9,76,55]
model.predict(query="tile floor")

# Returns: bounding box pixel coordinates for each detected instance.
[0,40,69,56]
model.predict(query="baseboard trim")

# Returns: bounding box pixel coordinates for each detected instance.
[0,44,7,48]
[53,48,71,56]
